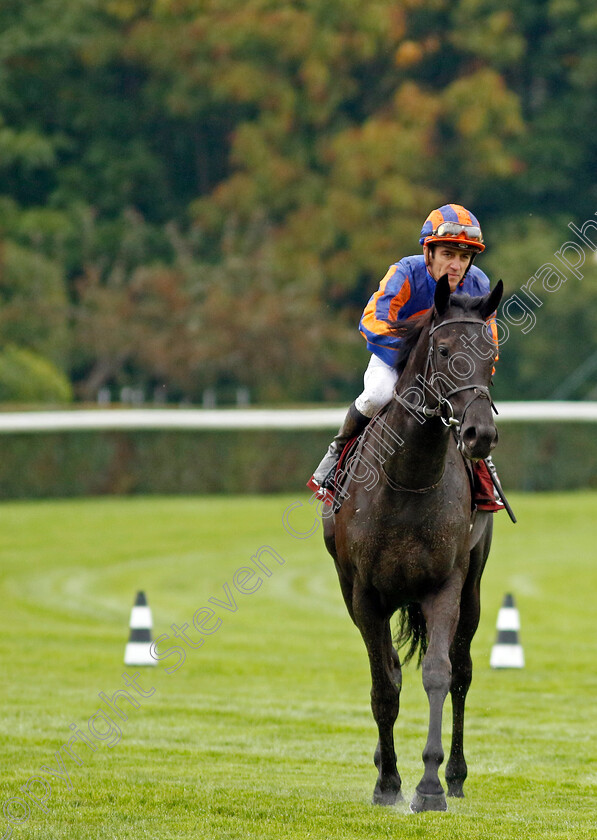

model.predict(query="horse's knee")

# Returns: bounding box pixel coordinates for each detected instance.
[422,655,452,697]
[370,682,400,722]
[371,681,400,708]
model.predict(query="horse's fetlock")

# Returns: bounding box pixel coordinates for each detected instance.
[422,747,444,766]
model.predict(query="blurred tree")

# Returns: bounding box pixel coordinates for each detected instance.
[0,0,594,404]
[483,213,597,401]
[0,240,70,366]
[0,344,73,404]
[440,0,597,218]
[72,211,360,402]
[128,0,523,373]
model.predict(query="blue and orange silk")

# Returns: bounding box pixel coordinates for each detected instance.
[359,255,497,366]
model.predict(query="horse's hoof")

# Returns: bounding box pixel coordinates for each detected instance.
[410,790,447,813]
[447,784,465,798]
[372,786,404,807]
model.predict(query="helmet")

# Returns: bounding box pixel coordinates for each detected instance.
[419,204,485,253]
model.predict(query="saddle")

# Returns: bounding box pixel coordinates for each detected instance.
[331,436,362,512]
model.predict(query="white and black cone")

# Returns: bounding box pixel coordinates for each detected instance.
[490,593,524,669]
[124,591,156,666]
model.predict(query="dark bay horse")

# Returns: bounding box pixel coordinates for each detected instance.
[323,275,504,812]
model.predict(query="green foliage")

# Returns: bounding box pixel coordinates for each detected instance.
[0,239,70,365]
[0,343,73,403]
[0,0,595,403]
[483,215,597,401]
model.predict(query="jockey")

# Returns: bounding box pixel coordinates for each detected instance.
[307,203,503,511]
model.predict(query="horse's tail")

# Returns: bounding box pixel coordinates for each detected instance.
[395,604,428,667]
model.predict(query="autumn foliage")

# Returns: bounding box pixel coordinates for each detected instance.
[0,0,596,403]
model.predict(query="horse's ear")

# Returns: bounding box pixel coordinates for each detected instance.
[434,274,451,316]
[479,279,504,320]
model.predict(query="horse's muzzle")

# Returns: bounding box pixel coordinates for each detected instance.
[459,423,499,460]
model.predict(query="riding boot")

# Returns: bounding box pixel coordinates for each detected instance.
[307,402,371,504]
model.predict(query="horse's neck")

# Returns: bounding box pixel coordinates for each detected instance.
[380,330,450,490]
[382,400,449,489]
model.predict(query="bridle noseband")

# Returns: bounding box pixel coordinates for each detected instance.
[414,316,497,444]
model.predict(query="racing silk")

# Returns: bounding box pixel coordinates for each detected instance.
[359,255,494,366]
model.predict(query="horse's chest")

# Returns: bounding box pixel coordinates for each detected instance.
[347,509,467,598]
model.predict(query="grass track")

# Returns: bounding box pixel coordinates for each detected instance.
[0,492,596,839]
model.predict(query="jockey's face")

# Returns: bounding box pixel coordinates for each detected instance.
[424,244,475,291]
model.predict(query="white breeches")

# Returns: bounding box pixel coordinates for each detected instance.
[354,354,399,418]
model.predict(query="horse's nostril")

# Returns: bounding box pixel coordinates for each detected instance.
[462,424,497,458]
[462,427,477,447]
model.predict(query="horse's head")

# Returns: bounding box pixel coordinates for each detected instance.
[427,275,503,460]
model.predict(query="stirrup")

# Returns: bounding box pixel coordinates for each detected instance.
[306,476,334,507]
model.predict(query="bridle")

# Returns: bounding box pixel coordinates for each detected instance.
[408,316,498,446]
[380,310,500,494]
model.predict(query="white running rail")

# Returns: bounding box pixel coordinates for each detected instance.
[0,402,596,433]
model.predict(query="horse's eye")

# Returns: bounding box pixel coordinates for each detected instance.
[438,345,449,358]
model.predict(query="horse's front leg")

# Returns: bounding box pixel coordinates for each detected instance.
[445,584,478,799]
[412,576,463,813]
[352,587,403,806]
[446,519,491,798]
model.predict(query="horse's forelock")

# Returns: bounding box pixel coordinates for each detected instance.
[445,293,487,316]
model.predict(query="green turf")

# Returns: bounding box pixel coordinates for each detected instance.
[0,492,595,839]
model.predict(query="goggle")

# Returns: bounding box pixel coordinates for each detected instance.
[432,222,483,242]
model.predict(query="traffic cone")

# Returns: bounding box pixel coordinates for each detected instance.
[124,591,156,666]
[490,593,524,668]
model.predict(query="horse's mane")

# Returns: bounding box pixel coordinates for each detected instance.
[392,293,483,376]
[392,310,433,376]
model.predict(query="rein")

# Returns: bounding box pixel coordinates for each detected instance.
[381,463,445,494]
